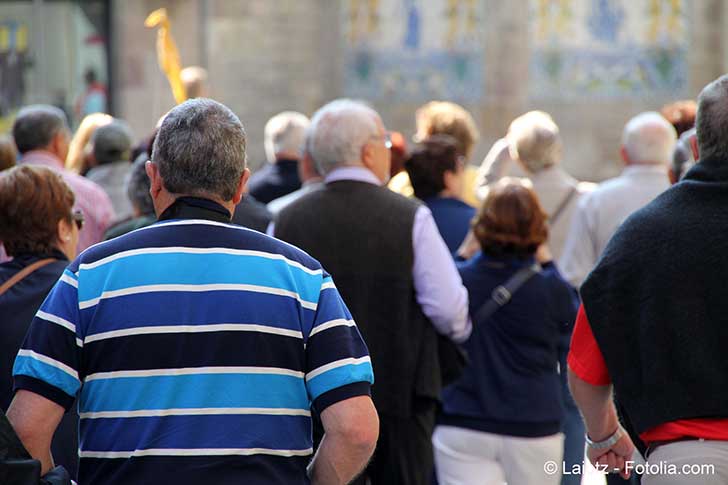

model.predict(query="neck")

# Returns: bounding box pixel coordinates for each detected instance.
[154,191,235,218]
[438,189,460,199]
[274,155,299,164]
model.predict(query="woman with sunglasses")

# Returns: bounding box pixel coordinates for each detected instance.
[0,165,81,479]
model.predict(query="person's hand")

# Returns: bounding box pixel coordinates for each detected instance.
[457,230,480,260]
[587,434,635,480]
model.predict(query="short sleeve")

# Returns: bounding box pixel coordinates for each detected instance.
[304,273,374,412]
[567,304,611,386]
[13,268,82,410]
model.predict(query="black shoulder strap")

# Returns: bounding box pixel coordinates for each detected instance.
[474,262,542,323]
[549,186,578,225]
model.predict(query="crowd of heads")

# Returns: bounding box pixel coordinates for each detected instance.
[1,71,718,270]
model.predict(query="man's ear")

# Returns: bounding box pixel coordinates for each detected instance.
[145,161,163,199]
[50,131,67,160]
[361,142,375,170]
[619,146,630,165]
[232,168,251,205]
[668,168,678,185]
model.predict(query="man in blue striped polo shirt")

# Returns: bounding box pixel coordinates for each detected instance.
[7,98,379,484]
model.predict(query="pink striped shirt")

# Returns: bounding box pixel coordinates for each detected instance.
[20,150,116,253]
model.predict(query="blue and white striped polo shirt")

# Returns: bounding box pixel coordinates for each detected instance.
[13,206,374,485]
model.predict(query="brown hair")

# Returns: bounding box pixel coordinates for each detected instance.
[415,101,479,159]
[0,135,17,172]
[0,165,75,256]
[660,100,697,137]
[405,134,460,199]
[473,179,547,258]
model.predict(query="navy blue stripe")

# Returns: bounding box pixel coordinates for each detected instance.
[79,455,311,485]
[36,284,79,328]
[80,414,312,452]
[21,319,79,371]
[312,381,371,413]
[309,291,354,341]
[83,331,305,374]
[306,326,370,372]
[80,290,314,338]
[14,375,76,410]
[77,252,323,304]
[76,223,321,275]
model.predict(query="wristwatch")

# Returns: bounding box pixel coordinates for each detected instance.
[585,425,624,450]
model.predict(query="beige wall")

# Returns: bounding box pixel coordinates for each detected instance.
[113,0,726,178]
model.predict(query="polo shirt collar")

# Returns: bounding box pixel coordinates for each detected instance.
[158,196,231,223]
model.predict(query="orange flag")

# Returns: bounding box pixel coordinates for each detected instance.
[145,8,186,104]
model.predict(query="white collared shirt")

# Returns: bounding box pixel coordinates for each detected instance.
[558,164,670,288]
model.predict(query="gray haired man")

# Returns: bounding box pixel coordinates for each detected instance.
[274,99,471,485]
[568,74,728,484]
[8,98,379,485]
[248,111,310,203]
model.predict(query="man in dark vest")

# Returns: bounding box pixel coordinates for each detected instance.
[274,99,471,485]
[567,75,728,484]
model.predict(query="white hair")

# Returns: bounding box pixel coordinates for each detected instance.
[264,111,310,162]
[621,112,677,165]
[308,99,380,175]
[507,111,562,172]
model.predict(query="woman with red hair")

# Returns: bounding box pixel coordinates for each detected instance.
[433,179,578,485]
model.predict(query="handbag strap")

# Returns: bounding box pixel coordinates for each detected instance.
[0,258,57,298]
[548,186,578,226]
[474,262,542,323]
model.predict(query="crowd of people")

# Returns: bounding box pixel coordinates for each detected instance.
[0,68,724,485]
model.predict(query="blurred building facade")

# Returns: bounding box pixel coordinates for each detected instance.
[1,0,726,178]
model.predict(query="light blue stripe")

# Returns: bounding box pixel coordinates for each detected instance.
[306,363,374,401]
[78,252,322,303]
[63,269,78,281]
[80,373,310,413]
[13,355,80,397]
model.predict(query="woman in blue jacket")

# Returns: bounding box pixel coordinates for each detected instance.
[433,179,578,485]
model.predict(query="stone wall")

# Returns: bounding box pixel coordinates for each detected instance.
[113,0,726,179]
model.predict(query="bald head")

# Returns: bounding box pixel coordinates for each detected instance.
[696,75,728,160]
[181,66,209,99]
[621,112,677,165]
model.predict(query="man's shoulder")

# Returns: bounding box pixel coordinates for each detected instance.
[75,219,323,273]
[279,182,422,219]
[63,169,112,201]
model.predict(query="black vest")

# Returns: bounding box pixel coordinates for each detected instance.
[275,180,441,417]
[581,154,728,434]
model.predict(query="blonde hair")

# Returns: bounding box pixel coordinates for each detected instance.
[415,101,479,160]
[65,112,112,173]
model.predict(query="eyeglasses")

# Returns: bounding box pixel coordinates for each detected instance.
[370,132,392,150]
[72,210,85,231]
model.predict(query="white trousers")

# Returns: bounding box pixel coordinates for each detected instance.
[641,440,728,485]
[432,425,564,485]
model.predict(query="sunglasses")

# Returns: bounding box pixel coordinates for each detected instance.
[72,210,85,230]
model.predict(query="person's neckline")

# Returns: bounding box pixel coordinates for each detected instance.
[158,196,232,223]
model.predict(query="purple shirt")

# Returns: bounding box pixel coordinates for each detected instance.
[20,150,116,253]
[271,166,471,342]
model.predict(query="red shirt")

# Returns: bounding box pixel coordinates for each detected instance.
[567,304,728,444]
